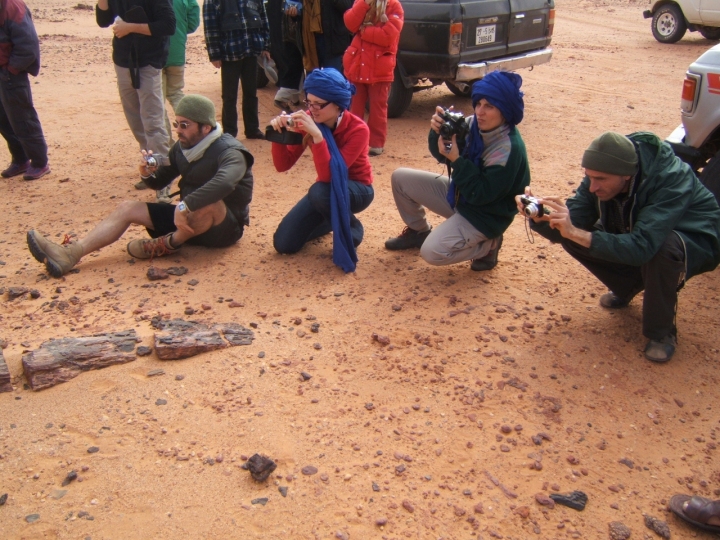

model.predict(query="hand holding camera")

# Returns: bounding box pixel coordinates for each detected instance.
[139,149,159,177]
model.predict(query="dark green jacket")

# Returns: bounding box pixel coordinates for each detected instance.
[537,132,720,278]
[429,126,530,239]
[166,0,200,67]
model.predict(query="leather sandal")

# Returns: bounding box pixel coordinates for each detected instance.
[669,494,720,533]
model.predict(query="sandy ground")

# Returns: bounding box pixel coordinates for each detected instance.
[1,0,719,538]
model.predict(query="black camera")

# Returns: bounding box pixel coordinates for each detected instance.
[438,108,469,151]
[519,196,546,218]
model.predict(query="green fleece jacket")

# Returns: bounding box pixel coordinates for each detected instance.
[535,132,720,278]
[166,0,200,67]
[429,125,530,239]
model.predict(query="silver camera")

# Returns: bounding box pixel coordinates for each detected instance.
[520,195,545,218]
[144,155,158,168]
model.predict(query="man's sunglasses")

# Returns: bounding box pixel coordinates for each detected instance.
[303,100,332,111]
[173,121,195,129]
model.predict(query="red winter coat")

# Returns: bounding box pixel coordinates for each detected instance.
[342,0,403,84]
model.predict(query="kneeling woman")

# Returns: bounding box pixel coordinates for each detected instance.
[269,68,374,272]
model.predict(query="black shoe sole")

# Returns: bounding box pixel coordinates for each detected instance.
[27,231,64,278]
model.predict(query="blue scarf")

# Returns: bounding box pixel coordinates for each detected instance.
[304,68,358,272]
[446,71,524,210]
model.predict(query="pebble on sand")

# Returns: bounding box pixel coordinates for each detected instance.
[608,521,631,540]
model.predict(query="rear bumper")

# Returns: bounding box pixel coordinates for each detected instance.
[455,48,553,82]
[666,124,704,168]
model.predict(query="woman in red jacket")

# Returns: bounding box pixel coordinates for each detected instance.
[343,0,403,156]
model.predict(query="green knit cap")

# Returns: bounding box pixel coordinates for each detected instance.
[175,95,217,128]
[581,132,638,176]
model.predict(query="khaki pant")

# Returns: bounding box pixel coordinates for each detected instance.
[391,167,497,265]
[163,65,185,146]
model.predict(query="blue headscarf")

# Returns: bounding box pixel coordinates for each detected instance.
[303,68,358,272]
[446,71,524,210]
[470,71,524,126]
[304,68,356,110]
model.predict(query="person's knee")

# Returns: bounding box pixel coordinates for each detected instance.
[115,200,146,218]
[420,240,447,266]
[307,182,331,212]
[273,226,301,254]
[652,235,685,264]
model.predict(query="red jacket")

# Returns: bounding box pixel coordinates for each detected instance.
[271,111,374,186]
[342,0,403,84]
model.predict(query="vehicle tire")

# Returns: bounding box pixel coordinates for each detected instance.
[699,27,720,40]
[387,67,414,118]
[651,4,687,44]
[700,149,720,205]
[257,63,270,89]
[445,80,472,98]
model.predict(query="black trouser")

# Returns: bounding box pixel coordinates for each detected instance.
[0,70,48,167]
[278,39,303,90]
[562,233,686,340]
[220,57,259,138]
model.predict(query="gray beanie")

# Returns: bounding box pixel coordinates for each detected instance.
[175,95,217,128]
[581,132,638,176]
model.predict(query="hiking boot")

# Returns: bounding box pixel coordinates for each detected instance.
[127,233,179,260]
[385,226,431,250]
[27,230,83,278]
[245,130,265,140]
[156,186,173,203]
[135,179,150,190]
[644,334,677,363]
[369,147,384,156]
[599,292,632,308]
[2,160,30,178]
[470,235,503,271]
[23,164,50,181]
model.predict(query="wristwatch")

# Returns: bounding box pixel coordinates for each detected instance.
[177,201,189,214]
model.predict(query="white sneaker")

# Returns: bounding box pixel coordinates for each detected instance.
[156,187,172,204]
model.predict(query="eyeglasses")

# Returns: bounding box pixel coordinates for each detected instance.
[173,121,195,129]
[303,99,332,111]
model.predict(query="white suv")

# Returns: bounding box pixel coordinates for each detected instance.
[666,43,720,200]
[643,0,720,43]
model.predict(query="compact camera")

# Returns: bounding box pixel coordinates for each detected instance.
[438,108,469,151]
[519,196,546,218]
[144,155,158,168]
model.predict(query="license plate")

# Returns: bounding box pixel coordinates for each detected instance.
[476,25,496,45]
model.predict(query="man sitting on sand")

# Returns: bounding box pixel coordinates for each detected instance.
[27,95,254,278]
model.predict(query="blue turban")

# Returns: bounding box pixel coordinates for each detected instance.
[304,68,356,111]
[471,71,524,126]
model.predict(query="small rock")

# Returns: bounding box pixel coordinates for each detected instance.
[61,471,77,486]
[0,493,7,506]
[302,465,318,476]
[251,497,268,506]
[147,369,164,377]
[608,521,631,540]
[147,267,169,281]
[402,500,415,513]
[278,486,288,497]
[372,482,380,492]
[644,515,671,539]
[87,446,99,454]
[187,279,199,286]
[166,266,188,276]
[175,374,185,381]
[618,458,634,469]
[550,490,587,511]
[156,399,167,405]
[137,346,153,357]
[535,493,555,508]
[300,372,312,381]
[25,513,40,523]
[375,517,388,526]
[7,286,29,300]
[29,289,41,299]
[229,301,243,308]
[310,323,319,333]
[247,454,277,482]
[184,307,194,315]
[49,489,67,500]
[372,333,390,345]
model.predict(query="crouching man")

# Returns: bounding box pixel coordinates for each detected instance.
[27,94,254,277]
[523,131,720,363]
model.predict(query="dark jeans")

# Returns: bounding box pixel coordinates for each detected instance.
[278,39,304,90]
[274,180,374,254]
[314,33,344,73]
[221,57,259,138]
[562,233,686,340]
[0,70,48,167]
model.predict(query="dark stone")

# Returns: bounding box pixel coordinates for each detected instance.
[301,465,318,476]
[644,515,671,539]
[365,403,374,410]
[156,399,167,406]
[247,454,277,482]
[147,369,164,377]
[187,279,199,286]
[310,323,320,333]
[61,471,78,486]
[0,493,7,505]
[550,490,587,511]
[251,497,268,506]
[7,287,29,300]
[372,482,380,492]
[278,486,288,497]
[147,267,169,281]
[25,514,40,523]
[30,289,41,299]
[300,372,312,381]
[618,458,634,469]
[137,346,153,357]
[152,319,254,360]
[87,446,99,454]
[175,374,185,381]
[608,521,631,540]
[0,348,11,393]
[166,266,188,276]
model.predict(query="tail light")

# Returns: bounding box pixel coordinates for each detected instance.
[449,22,462,55]
[681,73,700,114]
[548,9,555,37]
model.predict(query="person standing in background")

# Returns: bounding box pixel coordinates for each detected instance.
[0,0,50,181]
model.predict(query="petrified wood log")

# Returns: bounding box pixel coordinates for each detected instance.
[22,330,139,390]
[0,348,11,392]
[152,319,254,360]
